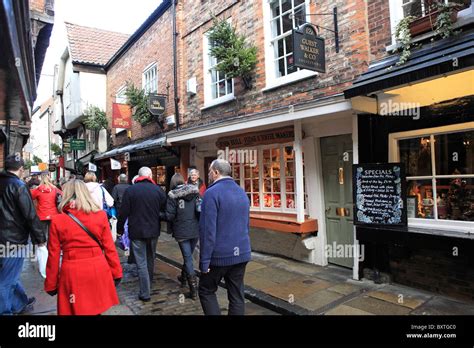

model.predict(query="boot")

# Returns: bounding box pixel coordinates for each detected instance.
[187,274,198,300]
[177,269,187,288]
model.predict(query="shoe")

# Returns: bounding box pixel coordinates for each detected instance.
[177,269,187,288]
[16,297,36,314]
[139,296,151,302]
[187,275,198,300]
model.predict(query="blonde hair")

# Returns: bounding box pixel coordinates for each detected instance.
[40,174,55,189]
[59,180,101,214]
[84,172,97,183]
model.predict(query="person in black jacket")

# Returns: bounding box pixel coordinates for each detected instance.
[165,173,201,300]
[111,174,130,219]
[118,167,166,302]
[0,154,46,315]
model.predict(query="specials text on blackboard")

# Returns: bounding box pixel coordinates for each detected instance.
[353,163,407,227]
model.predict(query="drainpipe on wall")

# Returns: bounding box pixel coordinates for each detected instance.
[172,0,180,131]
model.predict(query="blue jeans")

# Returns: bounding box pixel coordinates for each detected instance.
[0,256,29,315]
[131,238,158,299]
[178,238,198,277]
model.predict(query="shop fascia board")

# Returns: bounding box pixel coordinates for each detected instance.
[351,69,474,114]
[166,97,352,144]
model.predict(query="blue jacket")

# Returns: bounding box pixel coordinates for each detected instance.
[199,177,251,272]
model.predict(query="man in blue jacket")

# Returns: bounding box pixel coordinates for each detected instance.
[199,159,251,315]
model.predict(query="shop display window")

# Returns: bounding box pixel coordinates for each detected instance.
[231,144,307,213]
[399,129,474,222]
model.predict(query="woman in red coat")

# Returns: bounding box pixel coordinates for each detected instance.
[31,174,61,236]
[45,179,123,315]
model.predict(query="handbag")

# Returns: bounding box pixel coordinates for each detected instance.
[66,212,104,251]
[55,190,62,209]
[101,186,116,219]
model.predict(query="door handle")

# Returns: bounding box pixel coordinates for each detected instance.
[325,207,331,214]
[338,167,344,185]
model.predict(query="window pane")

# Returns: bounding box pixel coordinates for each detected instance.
[218,81,226,97]
[227,79,233,94]
[233,165,240,179]
[436,178,474,221]
[286,161,295,177]
[282,10,293,33]
[252,179,259,191]
[245,180,251,192]
[407,180,435,219]
[287,54,297,74]
[272,178,281,192]
[252,194,260,208]
[286,178,294,192]
[276,57,285,78]
[264,179,271,193]
[271,17,281,38]
[435,131,474,175]
[273,194,282,208]
[211,70,218,83]
[286,194,295,209]
[285,35,294,55]
[399,137,432,177]
[284,146,294,160]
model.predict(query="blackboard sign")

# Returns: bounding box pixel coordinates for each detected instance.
[353,163,407,226]
[292,24,325,73]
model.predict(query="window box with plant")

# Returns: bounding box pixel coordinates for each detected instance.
[402,0,467,37]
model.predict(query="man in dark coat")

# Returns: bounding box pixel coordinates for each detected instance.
[0,154,46,314]
[198,159,251,315]
[118,167,166,302]
[111,174,130,218]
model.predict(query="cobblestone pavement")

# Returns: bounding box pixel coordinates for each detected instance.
[19,247,277,316]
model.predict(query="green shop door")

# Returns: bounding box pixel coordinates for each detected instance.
[321,134,354,268]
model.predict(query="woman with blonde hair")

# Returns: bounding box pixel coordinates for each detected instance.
[44,180,122,315]
[84,171,114,212]
[31,174,62,237]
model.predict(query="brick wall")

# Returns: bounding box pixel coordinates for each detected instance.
[367,0,392,62]
[106,5,175,147]
[29,0,45,12]
[389,245,474,301]
[179,0,371,130]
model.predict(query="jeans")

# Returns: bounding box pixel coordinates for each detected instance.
[0,256,29,315]
[178,238,198,277]
[131,238,158,299]
[198,262,247,315]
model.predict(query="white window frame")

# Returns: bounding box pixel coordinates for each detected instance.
[389,121,474,234]
[232,142,308,214]
[142,63,158,94]
[203,24,235,108]
[262,0,317,90]
[115,85,128,134]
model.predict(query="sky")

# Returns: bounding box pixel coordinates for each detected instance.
[34,0,163,108]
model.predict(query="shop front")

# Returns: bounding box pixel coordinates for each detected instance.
[345,30,474,298]
[93,135,180,190]
[167,95,358,270]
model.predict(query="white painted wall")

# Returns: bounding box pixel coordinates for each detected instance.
[63,56,82,129]
[29,110,50,162]
[79,72,107,111]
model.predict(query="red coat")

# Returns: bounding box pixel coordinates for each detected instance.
[45,207,123,315]
[31,185,61,220]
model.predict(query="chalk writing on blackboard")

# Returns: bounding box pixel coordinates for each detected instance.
[353,163,407,226]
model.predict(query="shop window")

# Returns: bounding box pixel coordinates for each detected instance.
[391,124,474,227]
[142,63,158,94]
[203,28,234,107]
[232,144,307,213]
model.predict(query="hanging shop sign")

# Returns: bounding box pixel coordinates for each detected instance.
[88,162,97,172]
[110,158,121,170]
[353,163,407,227]
[112,103,132,129]
[48,163,57,173]
[70,139,86,151]
[293,23,326,73]
[216,127,295,149]
[148,94,167,116]
[63,142,71,153]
